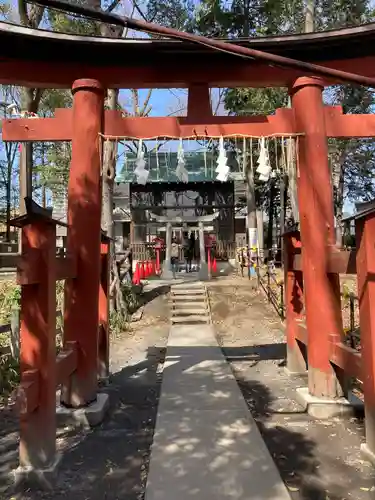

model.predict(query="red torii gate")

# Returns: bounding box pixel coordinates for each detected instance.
[3,0,375,482]
[4,76,375,484]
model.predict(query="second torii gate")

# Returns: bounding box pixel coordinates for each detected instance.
[147,210,221,279]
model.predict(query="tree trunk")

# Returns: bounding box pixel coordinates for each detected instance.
[286,97,299,226]
[305,0,315,32]
[246,162,258,260]
[101,89,118,240]
[284,0,315,231]
[101,89,125,313]
[335,156,345,246]
[243,0,250,38]
[18,2,44,214]
[6,156,12,241]
[4,141,17,241]
[267,178,275,252]
[279,173,288,259]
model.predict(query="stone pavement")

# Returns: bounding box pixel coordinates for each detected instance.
[144,323,292,500]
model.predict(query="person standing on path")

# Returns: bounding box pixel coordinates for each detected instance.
[171,238,179,278]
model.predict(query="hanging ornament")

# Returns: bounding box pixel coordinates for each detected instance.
[216,136,230,182]
[134,139,149,184]
[6,103,20,117]
[256,137,271,182]
[136,169,149,185]
[175,139,189,183]
[155,139,160,182]
[204,138,208,178]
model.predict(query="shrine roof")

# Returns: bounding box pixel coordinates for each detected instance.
[1,21,375,88]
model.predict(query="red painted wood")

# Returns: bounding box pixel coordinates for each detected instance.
[356,213,375,454]
[187,84,212,119]
[2,108,72,142]
[104,112,297,138]
[15,254,76,284]
[5,106,375,142]
[329,342,362,381]
[98,239,110,380]
[55,255,77,281]
[61,79,104,407]
[19,220,57,470]
[1,55,375,88]
[56,341,78,387]
[324,107,375,138]
[291,77,344,398]
[292,249,357,274]
[16,248,41,285]
[284,231,306,374]
[16,369,39,416]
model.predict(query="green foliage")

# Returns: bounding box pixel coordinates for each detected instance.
[202,0,375,221]
[0,282,20,324]
[147,0,195,30]
[34,141,71,198]
[0,354,19,396]
[316,0,373,29]
[109,284,141,337]
[46,0,102,35]
[122,282,140,313]
[110,309,129,337]
[225,87,288,116]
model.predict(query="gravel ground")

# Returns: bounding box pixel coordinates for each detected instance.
[0,286,170,500]
[208,278,375,500]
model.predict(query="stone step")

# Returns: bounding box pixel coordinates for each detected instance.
[172,289,205,296]
[171,295,207,302]
[172,308,208,316]
[171,315,210,324]
[171,282,204,289]
[172,301,207,310]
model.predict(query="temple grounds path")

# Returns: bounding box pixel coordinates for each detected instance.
[2,276,375,499]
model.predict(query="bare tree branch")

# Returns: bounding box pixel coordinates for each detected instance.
[139,88,153,116]
[106,0,122,13]
[129,0,148,22]
[131,89,139,115]
[213,88,226,116]
[167,107,186,116]
[122,2,136,37]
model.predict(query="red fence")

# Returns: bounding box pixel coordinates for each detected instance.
[284,208,375,461]
[131,240,236,263]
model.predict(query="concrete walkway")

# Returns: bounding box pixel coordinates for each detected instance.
[145,324,292,500]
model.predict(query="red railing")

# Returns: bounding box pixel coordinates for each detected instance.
[284,209,375,459]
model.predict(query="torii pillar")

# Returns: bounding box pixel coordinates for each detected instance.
[291,77,346,413]
[60,79,108,411]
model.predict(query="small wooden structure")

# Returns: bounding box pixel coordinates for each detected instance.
[2,17,375,483]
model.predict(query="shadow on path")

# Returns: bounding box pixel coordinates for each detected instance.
[3,336,373,499]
